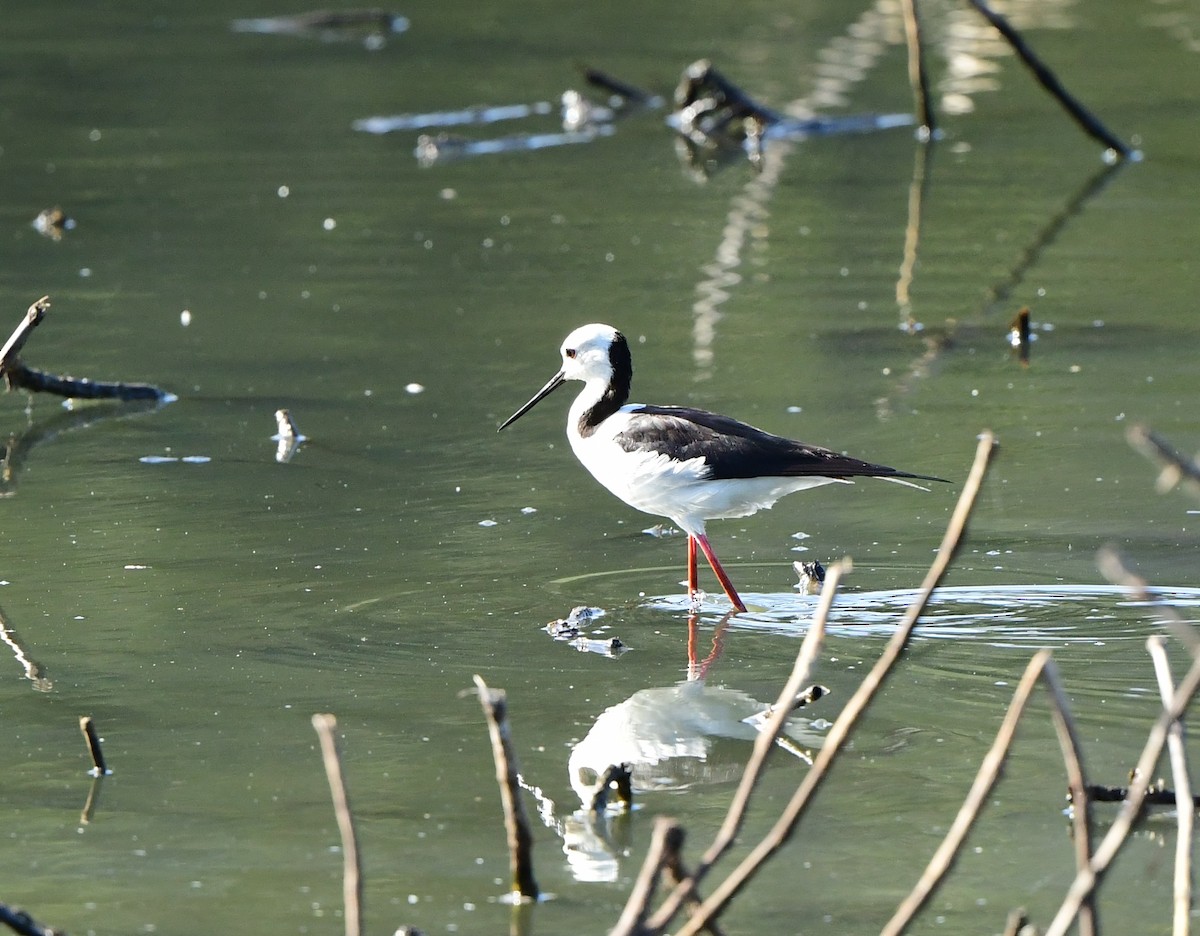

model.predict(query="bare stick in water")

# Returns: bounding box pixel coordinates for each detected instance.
[312,713,362,936]
[1146,636,1194,936]
[899,0,935,135]
[78,716,110,777]
[472,675,539,901]
[967,0,1132,158]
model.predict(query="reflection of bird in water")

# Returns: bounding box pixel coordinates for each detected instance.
[499,323,944,612]
[567,679,828,805]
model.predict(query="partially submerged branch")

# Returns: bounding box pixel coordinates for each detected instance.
[1,297,172,404]
[967,0,1134,160]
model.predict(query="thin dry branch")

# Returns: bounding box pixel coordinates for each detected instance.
[1147,636,1194,936]
[312,713,363,936]
[473,675,540,902]
[967,0,1132,159]
[78,716,110,777]
[880,652,1096,936]
[0,297,49,373]
[899,0,935,136]
[611,818,686,936]
[1043,638,1200,936]
[1126,424,1200,498]
[666,432,998,936]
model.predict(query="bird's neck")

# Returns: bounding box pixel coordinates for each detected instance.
[571,373,629,439]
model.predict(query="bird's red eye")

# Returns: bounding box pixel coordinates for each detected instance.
[565,348,577,358]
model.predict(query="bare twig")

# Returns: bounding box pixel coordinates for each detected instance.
[967,0,1132,159]
[311,713,362,936]
[78,716,110,777]
[1043,639,1200,936]
[899,0,935,136]
[0,297,49,374]
[472,675,540,902]
[1147,636,1194,936]
[612,818,686,936]
[880,652,1096,936]
[1126,424,1200,497]
[669,432,997,936]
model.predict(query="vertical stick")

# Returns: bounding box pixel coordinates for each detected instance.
[473,675,539,901]
[79,716,110,776]
[1147,637,1194,936]
[899,0,936,136]
[312,713,362,936]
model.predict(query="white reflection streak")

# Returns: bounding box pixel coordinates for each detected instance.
[691,2,900,377]
[690,0,1078,374]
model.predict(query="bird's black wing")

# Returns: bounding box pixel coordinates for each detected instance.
[618,405,946,482]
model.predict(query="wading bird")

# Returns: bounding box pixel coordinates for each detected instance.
[499,323,945,612]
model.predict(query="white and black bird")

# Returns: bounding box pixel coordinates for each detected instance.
[499,323,946,612]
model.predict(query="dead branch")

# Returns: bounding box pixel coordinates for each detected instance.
[612,818,686,936]
[880,652,1096,936]
[1044,635,1200,936]
[1146,636,1194,936]
[473,675,540,902]
[967,0,1133,159]
[900,0,935,136]
[78,716,110,777]
[1126,424,1200,498]
[311,714,363,936]
[1,297,171,403]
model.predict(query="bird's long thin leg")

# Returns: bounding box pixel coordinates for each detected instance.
[687,535,699,603]
[694,533,747,613]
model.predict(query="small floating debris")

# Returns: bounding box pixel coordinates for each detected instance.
[741,684,829,731]
[642,523,680,538]
[231,9,409,49]
[520,506,537,515]
[404,382,425,394]
[32,207,75,241]
[478,519,498,527]
[1007,306,1034,365]
[272,408,307,463]
[545,605,606,640]
[569,635,627,657]
[793,560,826,594]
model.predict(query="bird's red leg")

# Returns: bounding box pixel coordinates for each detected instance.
[694,533,747,613]
[687,535,699,603]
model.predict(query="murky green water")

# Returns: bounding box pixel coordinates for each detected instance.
[2,1,1198,933]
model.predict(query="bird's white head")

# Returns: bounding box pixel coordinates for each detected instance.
[498,323,631,432]
[559,323,625,384]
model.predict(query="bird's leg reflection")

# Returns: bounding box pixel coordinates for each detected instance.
[686,609,735,681]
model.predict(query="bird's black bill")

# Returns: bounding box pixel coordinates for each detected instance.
[498,370,566,431]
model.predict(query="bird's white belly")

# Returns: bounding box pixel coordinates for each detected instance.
[571,436,845,529]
